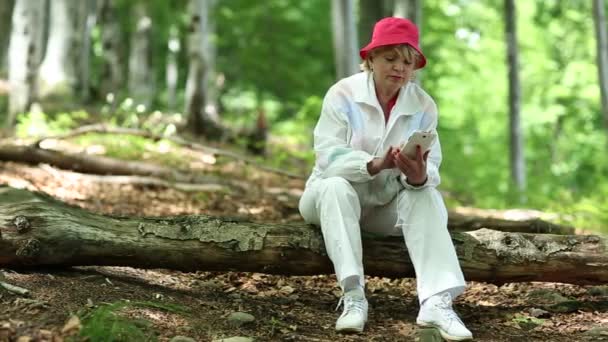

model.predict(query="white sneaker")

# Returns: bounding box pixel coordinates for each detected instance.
[335,287,368,333]
[416,292,473,341]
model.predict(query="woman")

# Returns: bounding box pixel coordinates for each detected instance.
[298,17,473,341]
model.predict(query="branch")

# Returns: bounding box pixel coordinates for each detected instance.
[34,124,306,180]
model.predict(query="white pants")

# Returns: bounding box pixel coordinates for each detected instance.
[299,176,466,303]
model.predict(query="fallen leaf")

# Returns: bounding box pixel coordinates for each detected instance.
[61,316,81,334]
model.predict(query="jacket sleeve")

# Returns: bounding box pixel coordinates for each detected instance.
[400,100,442,189]
[313,87,377,183]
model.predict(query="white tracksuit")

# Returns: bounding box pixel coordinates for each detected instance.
[299,71,466,303]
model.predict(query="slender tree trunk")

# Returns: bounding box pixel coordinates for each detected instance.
[593,0,608,130]
[78,0,97,102]
[358,0,386,45]
[504,0,526,198]
[98,0,124,103]
[0,187,606,285]
[184,0,224,138]
[0,0,15,78]
[37,0,81,101]
[393,0,422,27]
[166,26,180,112]
[128,2,153,110]
[331,0,359,80]
[203,0,219,121]
[7,0,46,129]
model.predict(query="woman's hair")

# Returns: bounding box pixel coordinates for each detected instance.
[360,44,421,71]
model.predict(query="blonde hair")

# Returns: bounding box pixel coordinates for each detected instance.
[360,44,421,71]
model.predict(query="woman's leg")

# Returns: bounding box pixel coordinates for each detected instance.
[299,177,365,289]
[361,187,465,303]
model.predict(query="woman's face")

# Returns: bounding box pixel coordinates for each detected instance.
[370,48,415,93]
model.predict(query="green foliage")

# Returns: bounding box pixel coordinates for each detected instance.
[15,111,89,138]
[511,313,546,330]
[78,300,188,342]
[73,133,189,169]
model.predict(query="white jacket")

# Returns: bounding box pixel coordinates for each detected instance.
[305,71,442,204]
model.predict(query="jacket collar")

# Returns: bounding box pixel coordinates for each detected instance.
[353,71,422,116]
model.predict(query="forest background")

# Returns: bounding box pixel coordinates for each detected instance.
[1,0,607,234]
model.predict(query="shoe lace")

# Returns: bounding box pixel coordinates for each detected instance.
[335,295,366,316]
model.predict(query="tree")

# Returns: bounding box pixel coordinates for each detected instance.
[504,0,525,197]
[331,0,359,80]
[37,0,82,101]
[0,187,606,285]
[358,0,387,46]
[393,0,422,27]
[593,0,608,131]
[98,0,125,102]
[184,0,224,138]
[7,0,46,128]
[77,0,97,102]
[0,0,15,77]
[128,2,154,109]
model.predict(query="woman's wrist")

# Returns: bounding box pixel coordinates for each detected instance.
[367,158,382,175]
[406,175,428,187]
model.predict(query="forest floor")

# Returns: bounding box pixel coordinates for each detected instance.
[0,151,607,341]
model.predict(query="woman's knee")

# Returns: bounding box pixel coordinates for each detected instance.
[399,187,447,217]
[318,177,357,198]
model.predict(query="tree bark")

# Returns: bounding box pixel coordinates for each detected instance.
[0,187,605,285]
[593,0,608,130]
[504,0,526,198]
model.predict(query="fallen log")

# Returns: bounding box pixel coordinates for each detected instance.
[0,148,576,235]
[0,187,606,285]
[33,124,305,179]
[448,211,574,234]
[0,144,236,188]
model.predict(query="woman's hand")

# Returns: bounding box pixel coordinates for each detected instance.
[367,146,397,175]
[393,145,429,186]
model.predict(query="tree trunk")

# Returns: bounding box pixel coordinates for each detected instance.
[593,0,608,130]
[393,0,422,27]
[98,0,124,103]
[7,0,46,128]
[358,0,387,46]
[0,0,15,78]
[166,26,180,112]
[331,0,359,80]
[78,0,97,102]
[0,187,606,285]
[128,2,153,110]
[37,0,81,101]
[504,0,526,198]
[184,0,225,139]
[0,144,228,185]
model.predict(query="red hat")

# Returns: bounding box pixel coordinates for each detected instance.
[359,17,427,69]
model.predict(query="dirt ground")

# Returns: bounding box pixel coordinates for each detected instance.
[1,160,607,342]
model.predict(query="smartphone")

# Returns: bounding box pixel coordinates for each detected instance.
[400,130,437,158]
